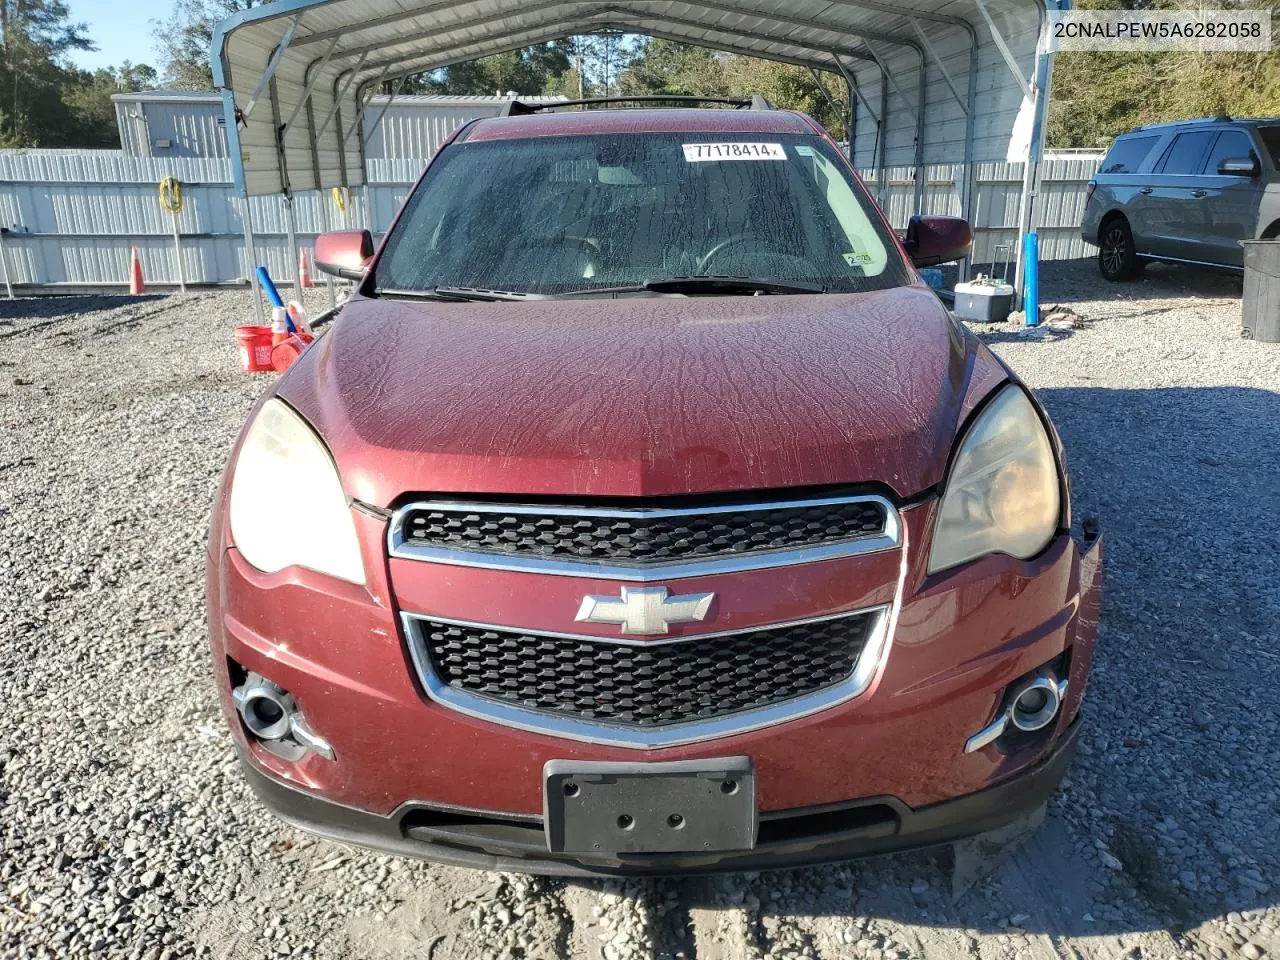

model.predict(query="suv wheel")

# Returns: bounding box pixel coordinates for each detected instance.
[1098,219,1143,282]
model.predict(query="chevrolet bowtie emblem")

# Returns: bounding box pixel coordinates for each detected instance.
[575,586,716,636]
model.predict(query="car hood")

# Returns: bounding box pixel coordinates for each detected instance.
[278,287,1006,507]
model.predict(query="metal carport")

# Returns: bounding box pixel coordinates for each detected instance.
[212,0,1070,310]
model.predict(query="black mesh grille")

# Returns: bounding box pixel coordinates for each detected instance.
[400,499,888,565]
[418,613,876,727]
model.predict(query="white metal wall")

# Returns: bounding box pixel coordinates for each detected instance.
[113,99,230,160]
[362,96,566,161]
[0,151,1102,289]
[111,94,564,162]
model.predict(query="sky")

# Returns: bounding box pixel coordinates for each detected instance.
[66,0,176,72]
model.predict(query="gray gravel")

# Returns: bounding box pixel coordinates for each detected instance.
[1,261,1278,960]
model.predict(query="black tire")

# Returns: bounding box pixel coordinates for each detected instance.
[1098,218,1144,282]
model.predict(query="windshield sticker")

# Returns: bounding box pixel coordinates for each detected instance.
[844,252,874,266]
[794,145,815,157]
[682,142,787,162]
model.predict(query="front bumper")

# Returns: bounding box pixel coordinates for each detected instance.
[208,493,1103,873]
[236,717,1079,877]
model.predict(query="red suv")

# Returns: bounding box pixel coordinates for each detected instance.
[206,100,1103,875]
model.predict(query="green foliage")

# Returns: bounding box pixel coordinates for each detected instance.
[0,0,157,148]
[62,63,159,148]
[618,40,848,137]
[401,41,575,96]
[152,0,260,91]
[1048,0,1280,147]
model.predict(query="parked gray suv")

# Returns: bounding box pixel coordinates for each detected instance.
[1081,117,1280,281]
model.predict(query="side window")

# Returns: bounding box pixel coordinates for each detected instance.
[1100,135,1159,174]
[1154,131,1217,175]
[1203,131,1256,174]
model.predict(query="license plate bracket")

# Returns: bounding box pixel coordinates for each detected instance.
[544,758,756,855]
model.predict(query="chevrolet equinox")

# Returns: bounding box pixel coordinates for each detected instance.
[206,100,1103,875]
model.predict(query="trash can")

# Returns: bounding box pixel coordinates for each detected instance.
[1242,240,1280,342]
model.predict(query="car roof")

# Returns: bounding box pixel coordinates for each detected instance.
[1118,116,1280,137]
[462,108,820,143]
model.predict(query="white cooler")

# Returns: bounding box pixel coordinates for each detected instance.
[953,282,1014,323]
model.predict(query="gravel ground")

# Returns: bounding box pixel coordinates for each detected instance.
[1,260,1278,960]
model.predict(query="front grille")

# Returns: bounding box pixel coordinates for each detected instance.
[416,612,877,728]
[397,498,889,566]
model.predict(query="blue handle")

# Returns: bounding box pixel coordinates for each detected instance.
[1023,232,1039,328]
[256,266,285,309]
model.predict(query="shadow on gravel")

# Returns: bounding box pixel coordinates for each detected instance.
[1039,257,1244,305]
[566,385,1280,948]
[0,293,166,323]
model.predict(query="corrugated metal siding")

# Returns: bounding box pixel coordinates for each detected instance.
[112,93,561,162]
[112,98,228,159]
[0,149,1102,288]
[363,96,566,160]
[212,0,1044,197]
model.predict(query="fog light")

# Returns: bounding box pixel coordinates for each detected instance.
[231,670,334,761]
[1009,675,1062,732]
[238,680,295,741]
[964,670,1067,753]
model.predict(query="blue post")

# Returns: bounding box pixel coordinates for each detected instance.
[1023,232,1040,327]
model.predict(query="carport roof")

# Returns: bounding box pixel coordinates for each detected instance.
[212,0,1053,197]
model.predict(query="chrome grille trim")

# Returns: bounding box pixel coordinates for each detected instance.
[400,606,893,749]
[387,494,901,581]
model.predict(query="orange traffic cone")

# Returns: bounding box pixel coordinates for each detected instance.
[297,248,313,289]
[128,246,145,295]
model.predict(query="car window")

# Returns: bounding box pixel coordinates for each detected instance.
[1155,131,1217,175]
[1257,126,1280,167]
[1100,135,1160,174]
[1203,131,1256,174]
[374,133,913,297]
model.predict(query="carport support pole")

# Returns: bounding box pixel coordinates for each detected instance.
[0,229,14,300]
[1013,45,1055,315]
[877,82,889,208]
[322,198,336,310]
[284,194,300,293]
[240,197,265,326]
[170,210,186,294]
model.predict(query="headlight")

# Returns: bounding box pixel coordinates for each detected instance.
[928,385,1061,575]
[228,399,366,585]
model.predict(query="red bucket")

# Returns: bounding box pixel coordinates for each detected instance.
[270,331,315,373]
[235,325,275,373]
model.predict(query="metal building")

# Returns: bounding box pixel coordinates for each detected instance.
[112,91,566,160]
[113,91,229,159]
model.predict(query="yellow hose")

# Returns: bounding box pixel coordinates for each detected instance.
[331,186,350,213]
[159,177,183,214]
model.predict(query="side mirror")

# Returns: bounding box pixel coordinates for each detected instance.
[902,215,973,268]
[314,229,375,280]
[1218,155,1260,178]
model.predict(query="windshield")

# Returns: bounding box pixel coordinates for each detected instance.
[374,132,912,297]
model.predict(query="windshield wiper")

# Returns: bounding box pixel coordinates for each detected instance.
[565,276,827,297]
[379,287,553,302]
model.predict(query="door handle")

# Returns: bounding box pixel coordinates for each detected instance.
[1192,189,1208,198]
[1139,187,1154,195]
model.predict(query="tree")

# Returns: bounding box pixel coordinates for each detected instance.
[403,41,574,96]
[62,62,160,148]
[619,39,728,97]
[153,0,260,90]
[617,39,848,138]
[400,34,647,98]
[0,0,93,145]
[1047,0,1280,148]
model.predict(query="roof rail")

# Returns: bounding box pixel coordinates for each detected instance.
[1133,114,1234,132]
[499,94,775,117]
